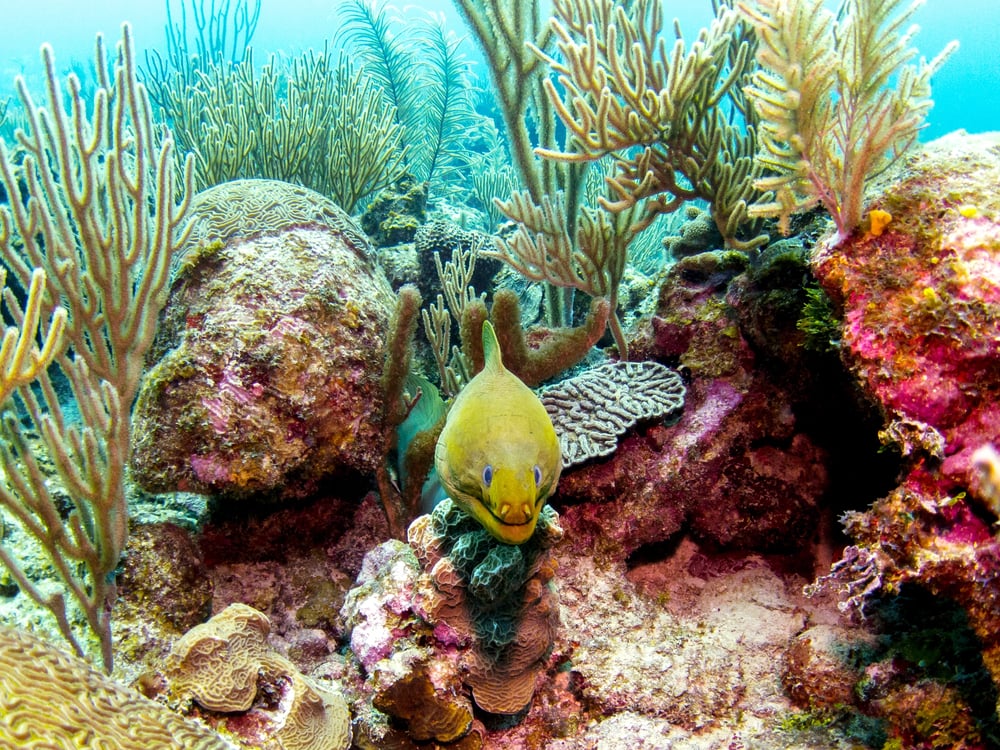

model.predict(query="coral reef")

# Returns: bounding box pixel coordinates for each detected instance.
[0,23,192,670]
[113,522,214,676]
[409,499,563,714]
[556,249,830,558]
[2,3,996,748]
[0,623,232,748]
[341,540,478,745]
[157,603,351,750]
[414,219,499,303]
[807,131,1000,720]
[342,499,562,741]
[337,1,477,196]
[739,0,957,237]
[360,176,428,247]
[178,178,374,264]
[155,49,405,211]
[131,179,395,500]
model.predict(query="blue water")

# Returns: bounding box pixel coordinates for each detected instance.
[1,0,996,141]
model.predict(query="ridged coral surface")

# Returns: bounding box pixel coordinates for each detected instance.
[539,360,686,467]
[0,624,232,749]
[163,603,351,750]
[165,603,271,712]
[409,498,563,714]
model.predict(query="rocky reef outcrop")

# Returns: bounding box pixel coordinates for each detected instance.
[131,179,395,500]
[807,131,1000,736]
[341,500,562,745]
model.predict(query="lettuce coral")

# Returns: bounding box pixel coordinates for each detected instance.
[409,498,563,714]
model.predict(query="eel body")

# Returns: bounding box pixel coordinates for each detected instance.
[434,321,562,544]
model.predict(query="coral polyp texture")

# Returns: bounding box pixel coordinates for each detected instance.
[131,179,395,500]
[809,132,1000,715]
[160,603,351,750]
[341,540,480,745]
[0,623,232,748]
[342,499,562,740]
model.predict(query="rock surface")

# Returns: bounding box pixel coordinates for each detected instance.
[131,180,395,500]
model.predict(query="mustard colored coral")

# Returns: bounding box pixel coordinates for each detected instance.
[0,268,65,405]
[163,603,351,750]
[0,623,232,749]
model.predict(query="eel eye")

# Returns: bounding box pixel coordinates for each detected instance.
[533,465,542,487]
[483,464,493,487]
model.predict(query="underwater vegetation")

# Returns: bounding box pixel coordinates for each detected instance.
[2,0,989,747]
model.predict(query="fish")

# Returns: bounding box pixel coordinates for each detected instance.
[434,320,562,545]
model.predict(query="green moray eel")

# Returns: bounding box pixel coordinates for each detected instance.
[434,321,562,545]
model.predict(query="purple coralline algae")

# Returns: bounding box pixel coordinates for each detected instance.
[556,249,829,559]
[341,500,562,744]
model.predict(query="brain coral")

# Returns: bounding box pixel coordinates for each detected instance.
[163,603,351,750]
[177,178,374,275]
[0,623,232,748]
[131,179,395,500]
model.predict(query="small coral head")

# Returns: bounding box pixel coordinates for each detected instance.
[434,322,562,545]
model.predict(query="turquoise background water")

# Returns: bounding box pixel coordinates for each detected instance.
[1,0,995,142]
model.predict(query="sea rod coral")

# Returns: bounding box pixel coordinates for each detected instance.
[0,23,192,670]
[738,0,957,238]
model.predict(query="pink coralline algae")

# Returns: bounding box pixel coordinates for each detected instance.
[813,133,1000,485]
[341,501,563,744]
[808,132,1000,716]
[130,180,395,501]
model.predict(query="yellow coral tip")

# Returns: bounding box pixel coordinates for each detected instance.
[958,205,979,218]
[866,209,892,237]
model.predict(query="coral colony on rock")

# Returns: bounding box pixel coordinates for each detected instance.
[6,0,1000,747]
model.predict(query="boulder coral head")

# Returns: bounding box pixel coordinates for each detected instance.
[131,179,395,500]
[434,320,562,545]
